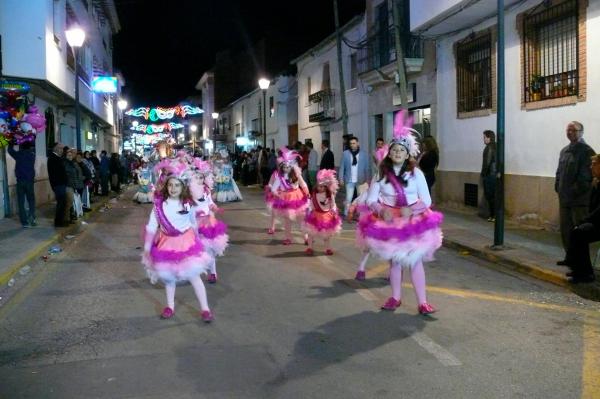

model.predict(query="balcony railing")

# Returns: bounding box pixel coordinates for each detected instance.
[308,89,335,123]
[357,28,423,75]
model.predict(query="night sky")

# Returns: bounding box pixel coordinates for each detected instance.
[113,0,365,107]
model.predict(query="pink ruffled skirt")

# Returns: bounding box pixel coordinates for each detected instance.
[142,228,212,283]
[267,188,309,221]
[197,215,229,256]
[302,210,342,239]
[358,205,443,268]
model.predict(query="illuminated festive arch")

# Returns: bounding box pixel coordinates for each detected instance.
[125,105,203,121]
[129,122,184,134]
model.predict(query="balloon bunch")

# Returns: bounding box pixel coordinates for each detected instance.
[0,81,46,147]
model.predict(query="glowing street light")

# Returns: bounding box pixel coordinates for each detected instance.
[66,27,86,150]
[258,78,270,148]
[117,99,128,110]
[190,124,198,132]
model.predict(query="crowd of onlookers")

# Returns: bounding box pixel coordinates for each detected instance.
[45,143,144,227]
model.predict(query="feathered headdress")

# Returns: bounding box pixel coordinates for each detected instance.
[375,144,389,164]
[276,146,301,166]
[316,169,339,194]
[392,110,420,158]
[153,157,193,192]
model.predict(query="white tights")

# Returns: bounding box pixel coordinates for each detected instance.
[389,260,428,305]
[164,275,210,312]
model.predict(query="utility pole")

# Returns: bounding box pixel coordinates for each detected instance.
[333,0,349,137]
[0,36,10,217]
[392,0,409,110]
[494,0,505,247]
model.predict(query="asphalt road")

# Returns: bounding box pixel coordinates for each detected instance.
[1,186,599,399]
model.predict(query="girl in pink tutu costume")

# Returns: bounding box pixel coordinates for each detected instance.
[303,169,342,256]
[359,111,443,315]
[142,159,215,322]
[189,158,229,284]
[268,147,310,245]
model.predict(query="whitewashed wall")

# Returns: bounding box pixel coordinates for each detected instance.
[435,0,600,177]
[295,16,367,167]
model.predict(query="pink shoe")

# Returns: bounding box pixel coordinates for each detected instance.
[305,247,314,256]
[418,303,437,315]
[161,307,174,319]
[282,238,292,245]
[381,297,401,311]
[325,249,334,256]
[355,271,366,281]
[267,228,275,235]
[207,273,217,284]
[200,310,214,323]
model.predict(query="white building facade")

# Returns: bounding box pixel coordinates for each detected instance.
[411,0,600,226]
[217,75,297,153]
[293,15,368,168]
[0,0,121,218]
[359,0,436,169]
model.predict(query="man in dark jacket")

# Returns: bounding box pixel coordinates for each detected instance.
[90,150,100,195]
[555,121,596,265]
[47,142,68,227]
[8,142,36,227]
[99,151,110,195]
[564,153,600,283]
[320,140,335,170]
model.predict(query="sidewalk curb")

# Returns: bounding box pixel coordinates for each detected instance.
[0,191,124,287]
[443,238,600,302]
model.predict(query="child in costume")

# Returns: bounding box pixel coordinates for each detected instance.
[268,147,310,245]
[132,158,154,204]
[352,144,388,281]
[142,157,215,322]
[359,111,443,315]
[190,157,229,284]
[302,169,342,256]
[214,150,243,202]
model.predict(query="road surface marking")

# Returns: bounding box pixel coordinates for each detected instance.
[583,317,600,399]
[410,331,462,366]
[422,285,599,319]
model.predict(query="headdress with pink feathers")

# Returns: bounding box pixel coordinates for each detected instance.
[316,169,339,194]
[277,146,301,166]
[192,157,214,190]
[375,144,389,164]
[392,110,420,158]
[153,157,193,191]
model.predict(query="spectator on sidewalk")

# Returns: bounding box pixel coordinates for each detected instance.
[89,150,100,195]
[7,142,36,227]
[564,153,600,284]
[556,121,595,265]
[372,137,386,169]
[268,147,277,176]
[306,141,319,190]
[320,140,334,170]
[338,136,369,217]
[64,149,84,221]
[47,143,68,227]
[481,130,497,222]
[76,152,93,212]
[419,136,440,193]
[110,153,121,192]
[120,150,130,185]
[259,148,270,188]
[99,151,110,196]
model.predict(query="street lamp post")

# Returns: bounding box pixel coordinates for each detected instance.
[65,27,86,151]
[211,112,219,154]
[190,124,198,153]
[258,78,270,149]
[117,99,128,154]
